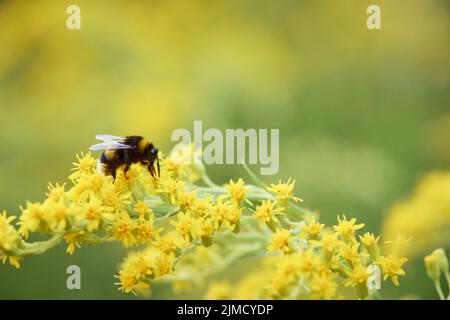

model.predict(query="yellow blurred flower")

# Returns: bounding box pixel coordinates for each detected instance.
[205,281,231,300]
[382,171,450,257]
[267,228,292,254]
[309,273,337,300]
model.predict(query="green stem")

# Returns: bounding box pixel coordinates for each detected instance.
[434,281,445,300]
[243,164,267,189]
[445,271,450,300]
[157,243,263,283]
[202,174,220,188]
[15,234,64,256]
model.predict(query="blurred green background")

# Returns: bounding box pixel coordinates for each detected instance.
[0,0,449,299]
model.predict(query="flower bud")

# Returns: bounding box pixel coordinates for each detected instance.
[424,253,441,283]
[431,248,449,274]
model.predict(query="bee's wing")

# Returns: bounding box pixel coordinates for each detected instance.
[89,142,134,151]
[95,134,125,142]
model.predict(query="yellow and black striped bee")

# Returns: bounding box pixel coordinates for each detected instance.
[89,134,160,179]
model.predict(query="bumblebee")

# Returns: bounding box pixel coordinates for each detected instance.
[89,134,160,179]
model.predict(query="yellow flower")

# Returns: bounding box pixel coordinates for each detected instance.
[152,234,176,257]
[317,232,340,256]
[18,201,47,238]
[66,178,90,203]
[191,195,212,218]
[200,218,215,247]
[339,242,361,267]
[267,178,302,207]
[360,232,378,247]
[1,255,22,269]
[298,248,322,276]
[300,217,324,241]
[102,189,132,212]
[267,228,292,254]
[64,230,85,255]
[45,182,66,203]
[135,218,157,245]
[276,254,301,278]
[359,232,380,260]
[162,157,185,179]
[377,254,407,286]
[114,252,153,295]
[45,202,68,232]
[226,206,241,232]
[345,264,370,286]
[309,273,337,300]
[114,269,148,295]
[252,199,284,231]
[169,142,204,182]
[210,196,236,230]
[382,171,450,257]
[385,234,411,258]
[269,272,292,297]
[112,212,137,247]
[75,197,113,232]
[170,211,200,245]
[133,200,153,218]
[69,152,97,181]
[123,252,153,280]
[152,253,174,277]
[121,163,148,184]
[205,281,231,300]
[177,190,197,212]
[86,172,114,197]
[344,264,370,298]
[224,178,250,206]
[0,211,19,252]
[156,175,185,205]
[333,215,364,242]
[234,271,272,300]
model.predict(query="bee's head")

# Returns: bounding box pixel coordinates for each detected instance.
[147,145,158,159]
[147,145,160,177]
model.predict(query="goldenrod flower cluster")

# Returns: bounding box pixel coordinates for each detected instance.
[204,216,410,300]
[0,144,410,299]
[382,171,450,257]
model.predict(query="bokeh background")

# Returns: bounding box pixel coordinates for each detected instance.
[0,0,449,299]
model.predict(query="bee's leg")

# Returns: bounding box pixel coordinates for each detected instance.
[123,153,132,178]
[148,162,155,178]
